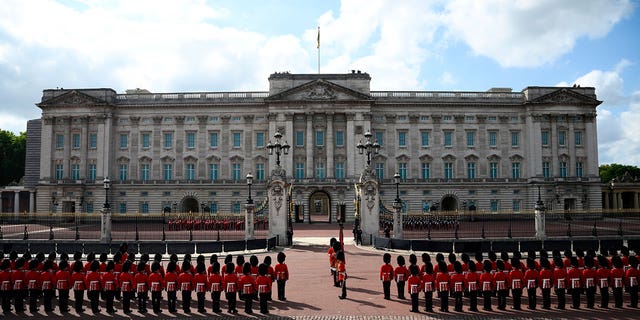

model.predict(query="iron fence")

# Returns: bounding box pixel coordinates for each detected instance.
[0,212,269,241]
[380,209,640,240]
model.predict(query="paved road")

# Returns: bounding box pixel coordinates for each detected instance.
[7,222,640,319]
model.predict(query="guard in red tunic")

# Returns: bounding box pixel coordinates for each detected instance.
[422,262,435,312]
[135,262,149,313]
[222,262,239,314]
[465,262,479,312]
[263,256,276,301]
[611,255,625,308]
[567,257,582,309]
[194,263,209,313]
[450,261,466,312]
[582,256,597,309]
[552,257,567,310]
[164,261,179,313]
[509,258,524,310]
[274,252,289,301]
[336,251,347,300]
[86,260,102,314]
[407,264,423,312]
[627,256,639,308]
[149,261,164,313]
[55,260,71,313]
[435,261,450,312]
[539,258,553,309]
[494,260,509,310]
[239,262,256,314]
[256,263,272,314]
[480,260,494,311]
[40,260,56,312]
[178,261,194,313]
[119,260,135,314]
[0,260,12,314]
[395,255,409,300]
[208,262,223,313]
[25,259,42,313]
[596,255,611,308]
[380,253,394,300]
[70,259,86,313]
[101,261,118,314]
[524,258,539,310]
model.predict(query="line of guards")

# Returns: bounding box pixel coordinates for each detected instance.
[378,247,639,313]
[0,245,289,315]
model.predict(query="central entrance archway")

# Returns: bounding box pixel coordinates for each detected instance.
[309,191,331,223]
[441,196,458,211]
[181,197,201,213]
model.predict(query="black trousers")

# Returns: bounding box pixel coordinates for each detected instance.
[497,289,508,310]
[259,292,269,314]
[58,289,69,312]
[73,290,84,313]
[1,291,11,313]
[397,281,405,299]
[571,288,581,309]
[211,291,221,312]
[382,281,391,299]
[411,292,420,311]
[277,280,286,300]
[225,291,237,312]
[196,292,206,312]
[482,290,492,310]
[43,289,54,311]
[88,290,100,313]
[585,287,596,308]
[167,291,177,312]
[613,287,623,308]
[105,290,115,312]
[512,288,522,310]
[527,287,536,309]
[599,287,609,308]
[181,290,192,312]
[151,291,161,312]
[138,291,148,312]
[555,288,566,309]
[468,290,478,311]
[424,291,433,311]
[439,290,449,312]
[243,292,253,313]
[29,289,40,312]
[340,279,347,298]
[14,289,26,312]
[630,285,638,308]
[122,291,133,313]
[541,288,551,309]
[453,291,463,311]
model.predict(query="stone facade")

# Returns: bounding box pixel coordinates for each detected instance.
[29,72,602,221]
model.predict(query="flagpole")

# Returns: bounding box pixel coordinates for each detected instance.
[317,26,320,74]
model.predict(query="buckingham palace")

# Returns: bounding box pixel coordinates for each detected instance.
[25,71,602,222]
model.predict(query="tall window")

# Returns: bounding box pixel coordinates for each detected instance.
[295,163,305,179]
[542,162,550,178]
[232,132,242,148]
[511,131,519,147]
[335,130,344,147]
[119,202,127,214]
[466,131,475,147]
[375,163,384,179]
[574,131,583,146]
[315,161,325,179]
[86,202,94,213]
[256,163,265,180]
[488,131,497,147]
[421,131,429,147]
[71,164,80,180]
[444,162,453,180]
[163,163,173,180]
[232,163,242,181]
[558,131,566,146]
[295,131,304,147]
[444,131,453,147]
[559,161,567,177]
[541,130,549,146]
[375,132,384,147]
[256,132,265,148]
[209,163,219,180]
[398,162,408,179]
[512,200,521,212]
[72,134,80,149]
[185,163,195,180]
[88,164,96,181]
[210,202,218,214]
[56,134,64,149]
[576,161,583,177]
[209,132,218,148]
[421,163,430,180]
[335,162,345,179]
[164,132,173,148]
[140,202,149,214]
[89,133,97,149]
[119,163,128,181]
[398,131,407,147]
[142,133,151,149]
[232,202,241,213]
[489,162,498,179]
[141,164,150,181]
[120,134,128,149]
[186,132,196,148]
[511,162,520,179]
[315,131,324,146]
[490,200,499,212]
[467,162,476,179]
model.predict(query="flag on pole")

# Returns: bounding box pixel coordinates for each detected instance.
[317,26,320,49]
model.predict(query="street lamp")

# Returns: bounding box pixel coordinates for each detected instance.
[246,173,254,204]
[266,131,290,167]
[394,172,401,205]
[392,172,403,239]
[245,172,255,240]
[103,177,111,209]
[356,131,380,167]
[101,177,112,243]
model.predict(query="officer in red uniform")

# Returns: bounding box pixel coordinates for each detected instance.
[509,258,524,310]
[274,252,289,301]
[435,261,450,312]
[380,253,394,300]
[596,255,611,308]
[627,255,639,308]
[70,259,86,313]
[465,262,479,311]
[422,261,435,312]
[395,255,409,300]
[86,260,102,313]
[194,263,209,313]
[135,261,149,313]
[451,261,466,312]
[55,260,71,313]
[263,256,276,301]
[164,261,179,313]
[480,260,494,311]
[407,264,423,312]
[208,262,223,313]
[119,260,135,314]
[539,258,553,309]
[336,251,347,300]
[40,260,55,312]
[222,262,239,314]
[178,261,194,313]
[256,263,272,314]
[567,257,582,309]
[582,256,597,309]
[149,261,164,313]
[101,261,118,314]
[494,260,509,310]
[239,262,256,314]
[524,258,539,310]
[552,257,567,310]
[611,255,625,308]
[25,259,42,313]
[0,260,12,314]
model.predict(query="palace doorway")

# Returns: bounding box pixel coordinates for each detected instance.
[309,191,331,223]
[441,196,458,211]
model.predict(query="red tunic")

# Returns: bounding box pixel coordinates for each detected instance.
[407,275,423,294]
[465,271,479,292]
[394,266,409,283]
[238,274,256,295]
[177,272,194,291]
[25,270,42,290]
[553,267,567,289]
[582,268,597,289]
[509,269,524,290]
[567,267,582,289]
[524,269,540,289]
[86,271,102,291]
[267,265,276,281]
[380,264,394,282]
[626,267,639,287]
[222,273,239,293]
[148,272,164,292]
[134,272,149,293]
[256,275,272,293]
[164,271,178,292]
[539,269,553,289]
[40,269,55,291]
[54,269,71,290]
[450,273,466,293]
[479,272,494,291]
[337,261,347,282]
[435,271,450,292]
[611,267,625,288]
[0,269,12,291]
[12,268,26,290]
[70,271,86,291]
[193,273,209,293]
[101,271,118,291]
[422,273,435,292]
[493,270,509,290]
[119,272,135,292]
[274,263,289,281]
[596,267,611,288]
[208,272,223,292]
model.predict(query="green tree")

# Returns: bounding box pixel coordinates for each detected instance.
[599,163,640,183]
[0,130,26,186]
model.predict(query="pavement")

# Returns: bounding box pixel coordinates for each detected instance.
[8,222,640,319]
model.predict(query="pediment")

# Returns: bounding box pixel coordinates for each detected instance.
[267,79,371,101]
[38,90,111,107]
[529,88,601,106]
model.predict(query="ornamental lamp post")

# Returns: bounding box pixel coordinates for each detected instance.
[534,185,546,240]
[392,172,403,239]
[266,131,290,168]
[245,173,255,240]
[100,177,112,243]
[356,131,380,167]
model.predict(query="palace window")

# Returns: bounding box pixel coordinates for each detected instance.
[335,162,345,179]
[210,132,219,148]
[295,162,305,179]
[209,163,219,180]
[421,131,429,147]
[186,132,196,149]
[488,131,497,147]
[421,163,430,180]
[141,163,150,181]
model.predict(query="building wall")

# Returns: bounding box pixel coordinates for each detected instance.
[31,73,602,220]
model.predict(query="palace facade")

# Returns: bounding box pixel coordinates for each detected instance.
[25,71,603,222]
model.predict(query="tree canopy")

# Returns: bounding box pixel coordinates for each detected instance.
[0,130,26,186]
[599,163,640,183]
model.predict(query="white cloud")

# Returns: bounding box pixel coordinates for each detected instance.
[0,112,28,134]
[443,0,633,67]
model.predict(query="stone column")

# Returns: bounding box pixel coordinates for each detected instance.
[358,172,379,245]
[245,202,255,240]
[635,192,639,210]
[100,206,112,243]
[305,113,314,177]
[393,201,403,239]
[14,191,20,214]
[326,112,334,178]
[29,192,35,213]
[617,192,623,210]
[268,174,288,246]
[534,205,546,240]
[604,190,610,209]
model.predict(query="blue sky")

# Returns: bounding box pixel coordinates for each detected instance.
[0,0,639,165]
